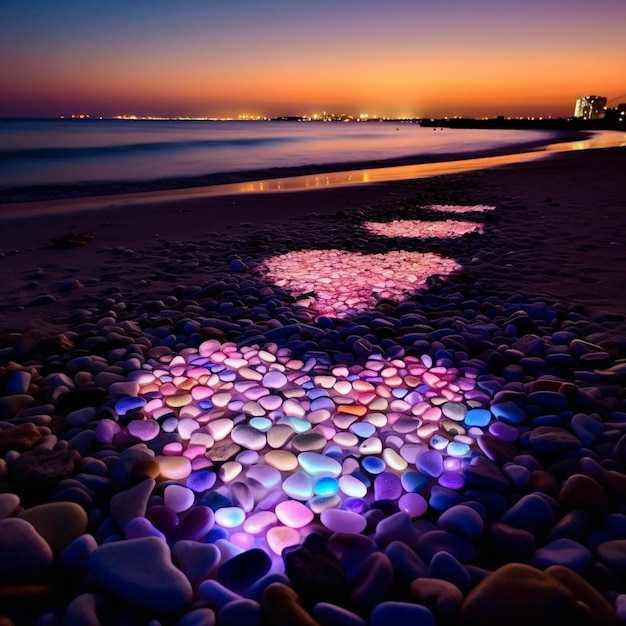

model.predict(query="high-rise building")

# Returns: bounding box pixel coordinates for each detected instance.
[573,95,607,120]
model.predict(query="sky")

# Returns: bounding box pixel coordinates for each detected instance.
[1,0,625,119]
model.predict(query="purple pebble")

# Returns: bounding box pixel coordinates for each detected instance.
[125,516,167,541]
[175,506,215,541]
[416,450,443,478]
[374,472,403,501]
[146,504,179,536]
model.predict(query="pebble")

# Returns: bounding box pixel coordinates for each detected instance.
[18,501,88,554]
[4,199,626,624]
[458,563,590,626]
[370,602,435,626]
[0,517,54,582]
[89,536,193,613]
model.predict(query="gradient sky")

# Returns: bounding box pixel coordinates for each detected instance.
[1,0,625,119]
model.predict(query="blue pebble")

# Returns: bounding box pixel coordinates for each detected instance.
[187,470,217,493]
[198,400,214,410]
[362,456,386,475]
[416,449,443,478]
[429,486,464,512]
[401,471,428,493]
[314,602,367,626]
[115,396,146,416]
[315,476,339,496]
[370,602,435,626]
[465,408,491,427]
[217,549,272,592]
[428,550,472,593]
[490,401,526,425]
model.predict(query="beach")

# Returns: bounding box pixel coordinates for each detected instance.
[2,145,626,625]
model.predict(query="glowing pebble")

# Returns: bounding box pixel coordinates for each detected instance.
[350,422,376,438]
[262,371,288,389]
[231,425,266,451]
[177,418,200,440]
[238,367,263,381]
[338,405,367,417]
[398,493,428,518]
[236,449,259,465]
[275,500,314,528]
[265,450,298,472]
[464,408,491,427]
[156,456,192,480]
[279,417,311,433]
[283,472,314,500]
[266,526,301,555]
[219,461,242,482]
[267,425,294,448]
[333,432,359,448]
[212,393,232,408]
[359,437,383,455]
[283,399,306,418]
[374,472,403,500]
[214,507,245,528]
[361,456,386,474]
[258,395,283,411]
[308,409,331,424]
[207,418,233,441]
[115,396,146,416]
[334,414,358,429]
[165,394,193,408]
[245,465,281,488]
[309,494,342,514]
[127,419,160,441]
[164,484,195,513]
[314,476,339,496]
[242,401,266,417]
[320,509,367,534]
[447,441,470,457]
[298,452,341,477]
[249,417,272,432]
[339,475,367,498]
[334,380,352,395]
[366,412,387,428]
[189,431,214,448]
[243,511,277,535]
[291,433,326,452]
[382,448,408,471]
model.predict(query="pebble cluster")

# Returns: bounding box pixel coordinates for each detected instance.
[2,196,626,626]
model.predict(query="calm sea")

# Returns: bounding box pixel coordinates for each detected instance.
[0,119,558,191]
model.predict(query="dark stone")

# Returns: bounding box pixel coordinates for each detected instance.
[13,447,81,498]
[283,532,349,609]
[217,548,272,592]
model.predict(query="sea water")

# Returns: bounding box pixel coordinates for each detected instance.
[0,118,556,190]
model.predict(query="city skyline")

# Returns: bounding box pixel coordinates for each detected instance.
[1,0,625,120]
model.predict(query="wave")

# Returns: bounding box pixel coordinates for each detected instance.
[0,135,301,162]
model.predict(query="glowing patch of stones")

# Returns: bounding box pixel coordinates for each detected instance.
[117,338,511,560]
[425,204,496,214]
[262,249,461,319]
[364,219,483,239]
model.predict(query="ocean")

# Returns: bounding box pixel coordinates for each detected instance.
[0,118,560,192]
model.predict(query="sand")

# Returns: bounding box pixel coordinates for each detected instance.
[1,146,625,335]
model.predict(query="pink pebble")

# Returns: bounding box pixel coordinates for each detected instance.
[275,500,314,528]
[162,442,184,455]
[127,419,160,441]
[164,484,195,512]
[320,509,367,534]
[398,493,428,518]
[191,386,213,401]
[266,526,301,555]
[94,419,121,443]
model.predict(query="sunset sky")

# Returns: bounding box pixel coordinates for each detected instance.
[1,0,625,119]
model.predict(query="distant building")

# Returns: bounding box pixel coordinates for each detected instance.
[574,95,607,120]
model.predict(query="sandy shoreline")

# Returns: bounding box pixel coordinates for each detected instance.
[1,145,625,335]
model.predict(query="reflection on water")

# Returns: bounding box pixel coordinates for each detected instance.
[233,130,625,194]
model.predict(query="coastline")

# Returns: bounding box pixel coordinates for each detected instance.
[0,128,599,206]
